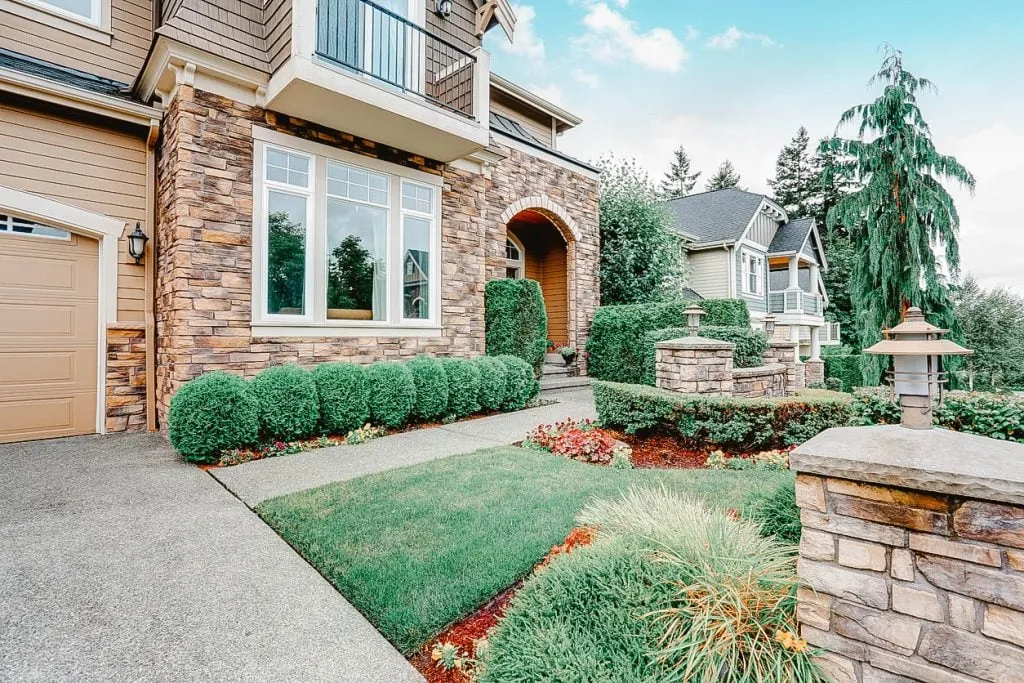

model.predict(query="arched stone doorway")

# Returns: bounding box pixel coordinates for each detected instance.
[501,198,578,349]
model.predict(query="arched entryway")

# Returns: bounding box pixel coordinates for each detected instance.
[503,203,575,349]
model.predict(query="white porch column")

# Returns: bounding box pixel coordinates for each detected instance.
[788,255,800,289]
[808,263,820,295]
[809,326,822,361]
[791,324,801,345]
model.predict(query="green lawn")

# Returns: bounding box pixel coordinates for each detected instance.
[256,447,790,654]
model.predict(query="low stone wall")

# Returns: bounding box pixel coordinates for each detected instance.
[105,323,147,433]
[791,425,1024,683]
[731,364,787,398]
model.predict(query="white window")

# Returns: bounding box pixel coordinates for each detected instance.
[505,235,525,279]
[4,0,105,30]
[0,213,71,240]
[254,129,441,335]
[741,250,764,296]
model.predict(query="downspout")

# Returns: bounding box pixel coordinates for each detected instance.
[726,244,735,298]
[145,118,160,432]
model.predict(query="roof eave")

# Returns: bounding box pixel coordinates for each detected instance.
[490,72,583,129]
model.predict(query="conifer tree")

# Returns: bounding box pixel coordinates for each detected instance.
[704,160,742,191]
[821,47,975,382]
[659,146,701,199]
[768,126,815,216]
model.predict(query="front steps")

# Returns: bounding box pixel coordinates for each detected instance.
[540,354,590,393]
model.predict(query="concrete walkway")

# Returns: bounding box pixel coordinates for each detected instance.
[0,433,422,682]
[212,388,596,506]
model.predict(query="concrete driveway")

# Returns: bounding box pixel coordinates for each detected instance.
[0,434,422,682]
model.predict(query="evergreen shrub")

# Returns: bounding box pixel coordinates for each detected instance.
[367,362,416,428]
[168,372,259,463]
[495,355,539,410]
[475,356,508,411]
[251,364,320,441]
[314,362,370,435]
[407,356,450,422]
[485,279,548,371]
[439,357,481,418]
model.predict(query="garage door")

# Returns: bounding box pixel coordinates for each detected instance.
[0,218,99,443]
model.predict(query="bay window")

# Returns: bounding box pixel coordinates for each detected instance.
[253,127,441,335]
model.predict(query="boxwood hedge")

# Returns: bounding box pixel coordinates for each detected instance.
[440,357,482,418]
[168,372,260,464]
[824,354,864,392]
[408,356,450,422]
[251,365,320,441]
[367,362,417,428]
[485,278,548,372]
[314,362,370,435]
[475,356,508,411]
[495,354,539,411]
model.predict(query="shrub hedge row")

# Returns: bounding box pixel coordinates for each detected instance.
[824,354,863,392]
[852,389,1024,442]
[639,325,769,385]
[168,355,540,463]
[485,279,548,372]
[587,299,752,384]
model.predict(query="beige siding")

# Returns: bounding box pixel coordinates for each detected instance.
[425,0,482,53]
[159,0,268,71]
[0,96,149,321]
[0,0,153,83]
[491,92,554,146]
[265,0,291,73]
[687,249,731,299]
[747,211,779,248]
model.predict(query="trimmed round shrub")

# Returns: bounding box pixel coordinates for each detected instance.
[367,361,416,428]
[314,362,369,435]
[407,356,449,422]
[495,354,539,411]
[168,372,259,464]
[439,357,481,418]
[251,364,320,441]
[475,356,508,411]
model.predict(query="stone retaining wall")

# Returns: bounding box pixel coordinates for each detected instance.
[654,338,804,398]
[105,323,147,433]
[731,364,787,398]
[791,425,1024,683]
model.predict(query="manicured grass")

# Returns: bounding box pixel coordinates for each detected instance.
[256,447,791,654]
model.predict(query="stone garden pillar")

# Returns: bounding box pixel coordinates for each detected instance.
[654,337,734,396]
[764,340,804,394]
[791,425,1024,682]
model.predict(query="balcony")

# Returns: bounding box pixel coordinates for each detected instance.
[769,289,823,316]
[266,0,491,162]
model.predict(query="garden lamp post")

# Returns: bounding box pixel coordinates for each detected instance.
[763,314,777,339]
[863,307,973,430]
[684,304,706,336]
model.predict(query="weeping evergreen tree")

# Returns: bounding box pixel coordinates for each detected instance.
[821,48,975,383]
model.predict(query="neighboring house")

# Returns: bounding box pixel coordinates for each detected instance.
[0,0,600,443]
[665,188,840,358]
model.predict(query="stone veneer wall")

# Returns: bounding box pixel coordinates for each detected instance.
[105,323,147,433]
[791,426,1024,683]
[655,338,805,398]
[805,359,825,387]
[154,86,600,423]
[731,364,787,398]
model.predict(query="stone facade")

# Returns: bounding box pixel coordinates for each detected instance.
[105,323,147,433]
[654,338,805,398]
[731,364,787,398]
[792,426,1024,683]
[154,86,600,422]
[805,359,825,387]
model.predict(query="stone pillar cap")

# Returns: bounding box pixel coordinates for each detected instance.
[791,425,1024,506]
[654,337,736,351]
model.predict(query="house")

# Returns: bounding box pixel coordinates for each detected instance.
[0,0,600,443]
[665,188,840,359]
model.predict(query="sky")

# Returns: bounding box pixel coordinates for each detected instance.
[484,0,1024,293]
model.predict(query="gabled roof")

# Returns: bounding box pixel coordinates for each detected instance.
[474,0,517,42]
[768,217,815,255]
[664,188,766,245]
[0,48,133,100]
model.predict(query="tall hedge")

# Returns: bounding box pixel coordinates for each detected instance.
[587,298,753,384]
[407,356,450,422]
[168,372,260,463]
[485,279,548,372]
[314,362,370,435]
[251,365,320,441]
[639,325,769,385]
[367,362,416,428]
[824,354,863,392]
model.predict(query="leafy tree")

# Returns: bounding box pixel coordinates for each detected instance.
[952,275,1024,389]
[327,235,375,311]
[267,211,306,314]
[597,156,687,305]
[659,145,701,199]
[768,126,815,217]
[820,48,975,383]
[704,160,742,191]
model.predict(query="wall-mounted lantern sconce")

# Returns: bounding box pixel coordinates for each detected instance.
[435,0,452,17]
[763,314,777,338]
[684,303,706,336]
[127,222,149,265]
[864,307,973,430]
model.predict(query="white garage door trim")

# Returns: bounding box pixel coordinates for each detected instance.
[0,184,126,435]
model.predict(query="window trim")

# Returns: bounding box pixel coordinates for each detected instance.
[252,126,443,337]
[505,234,525,279]
[0,0,111,44]
[740,248,765,296]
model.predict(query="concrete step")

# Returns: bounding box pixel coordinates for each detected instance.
[542,363,571,376]
[540,376,592,393]
[544,353,565,365]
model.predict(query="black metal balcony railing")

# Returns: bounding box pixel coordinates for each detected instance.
[315,0,477,119]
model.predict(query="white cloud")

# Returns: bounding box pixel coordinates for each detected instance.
[502,5,545,63]
[530,83,565,107]
[706,26,777,50]
[685,25,700,41]
[575,3,687,72]
[572,68,600,88]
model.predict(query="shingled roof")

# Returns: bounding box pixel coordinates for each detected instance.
[768,217,815,254]
[0,48,133,100]
[664,188,766,245]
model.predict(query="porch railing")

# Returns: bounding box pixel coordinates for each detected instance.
[768,289,822,316]
[315,0,477,119]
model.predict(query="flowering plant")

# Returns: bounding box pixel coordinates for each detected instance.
[524,419,631,466]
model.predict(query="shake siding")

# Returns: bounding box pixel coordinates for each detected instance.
[735,246,767,313]
[264,0,291,73]
[687,249,730,299]
[159,0,268,71]
[425,0,482,53]
[0,98,149,321]
[0,0,153,83]
[746,211,778,247]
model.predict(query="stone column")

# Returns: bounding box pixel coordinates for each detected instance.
[768,340,803,394]
[791,426,1024,683]
[806,326,824,386]
[654,337,735,396]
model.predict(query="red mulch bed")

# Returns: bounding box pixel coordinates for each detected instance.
[610,430,713,469]
[409,527,595,683]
